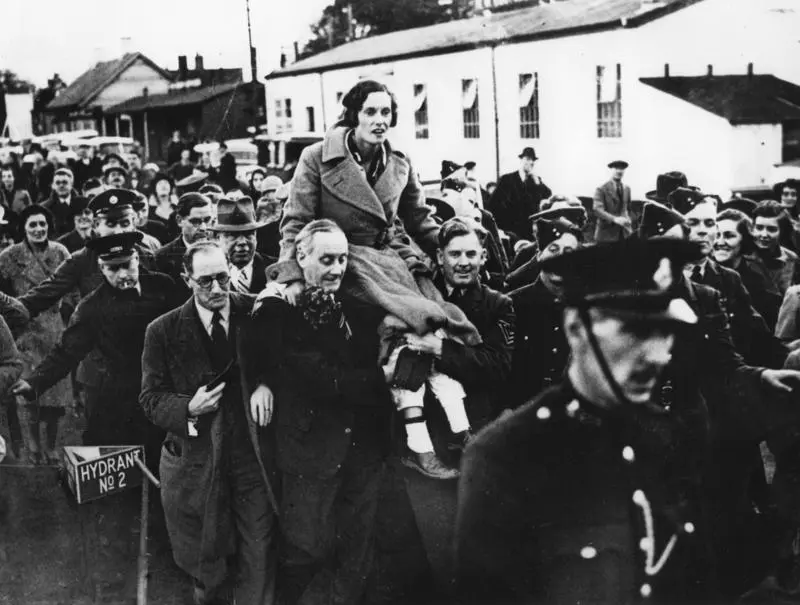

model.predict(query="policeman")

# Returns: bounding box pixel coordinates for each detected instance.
[13,231,174,461]
[456,238,714,604]
[509,212,584,407]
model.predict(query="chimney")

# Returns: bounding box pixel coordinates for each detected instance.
[707,64,713,76]
[664,63,670,78]
[142,87,149,98]
[195,53,204,72]
[280,49,288,69]
[747,62,754,77]
[178,55,188,76]
[293,41,300,62]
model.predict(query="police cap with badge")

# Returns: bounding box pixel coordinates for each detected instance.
[88,188,138,217]
[539,237,703,325]
[86,231,143,263]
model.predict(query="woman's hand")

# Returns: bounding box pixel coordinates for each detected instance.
[250,384,274,427]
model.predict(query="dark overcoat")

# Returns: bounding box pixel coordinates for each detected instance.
[242,293,392,477]
[139,294,275,588]
[268,126,479,343]
[487,171,552,241]
[154,236,190,300]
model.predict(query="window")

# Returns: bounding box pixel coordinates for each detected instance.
[413,84,429,139]
[275,98,293,133]
[462,78,480,139]
[596,64,622,138]
[306,107,316,132]
[519,73,540,139]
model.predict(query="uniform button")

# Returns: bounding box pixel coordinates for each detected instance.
[524,335,529,341]
[622,446,635,462]
[580,546,597,559]
[536,406,551,420]
[345,428,351,434]
[566,400,580,417]
[554,326,559,332]
[551,347,558,353]
[684,522,695,534]
[640,584,652,598]
[704,334,709,340]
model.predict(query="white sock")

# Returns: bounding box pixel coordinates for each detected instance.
[428,372,470,433]
[406,422,435,454]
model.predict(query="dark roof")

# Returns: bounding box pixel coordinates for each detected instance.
[269,0,701,79]
[639,74,800,124]
[105,81,242,114]
[167,68,243,87]
[47,52,171,111]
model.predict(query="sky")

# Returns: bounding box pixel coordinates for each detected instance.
[1,0,332,87]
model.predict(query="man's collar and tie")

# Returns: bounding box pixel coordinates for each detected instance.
[230,260,254,294]
[685,258,708,283]
[195,300,231,338]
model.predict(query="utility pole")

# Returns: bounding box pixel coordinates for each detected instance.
[245,0,260,131]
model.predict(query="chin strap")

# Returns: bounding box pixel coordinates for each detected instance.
[577,306,633,408]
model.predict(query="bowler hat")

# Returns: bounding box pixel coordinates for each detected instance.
[518,147,538,160]
[645,171,689,203]
[539,237,703,324]
[211,197,265,232]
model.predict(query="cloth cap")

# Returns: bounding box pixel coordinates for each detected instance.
[608,160,629,169]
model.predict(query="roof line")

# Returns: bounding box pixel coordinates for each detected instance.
[105,80,243,114]
[81,53,174,108]
[266,0,701,81]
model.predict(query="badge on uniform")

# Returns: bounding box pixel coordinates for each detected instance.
[498,319,514,347]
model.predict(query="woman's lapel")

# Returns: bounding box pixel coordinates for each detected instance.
[321,155,388,224]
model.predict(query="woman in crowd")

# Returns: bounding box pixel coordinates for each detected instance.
[714,207,782,330]
[248,167,267,202]
[0,167,32,216]
[147,173,179,241]
[0,205,70,464]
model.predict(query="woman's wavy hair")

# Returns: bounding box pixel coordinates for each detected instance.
[716,208,757,256]
[17,204,55,242]
[336,80,398,129]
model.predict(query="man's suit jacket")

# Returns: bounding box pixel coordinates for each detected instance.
[488,171,552,241]
[244,253,268,295]
[593,179,631,242]
[140,293,276,587]
[41,191,82,237]
[155,236,190,300]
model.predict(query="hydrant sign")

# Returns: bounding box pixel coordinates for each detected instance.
[63,445,145,504]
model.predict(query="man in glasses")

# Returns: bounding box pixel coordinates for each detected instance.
[141,240,277,605]
[155,192,214,301]
[40,167,80,236]
[12,230,175,596]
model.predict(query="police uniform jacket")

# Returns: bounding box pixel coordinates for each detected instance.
[242,292,392,478]
[692,259,787,368]
[18,244,157,389]
[434,278,514,429]
[455,382,711,604]
[140,293,276,588]
[509,278,569,407]
[26,272,176,433]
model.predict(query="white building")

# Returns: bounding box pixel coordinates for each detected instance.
[264,0,800,199]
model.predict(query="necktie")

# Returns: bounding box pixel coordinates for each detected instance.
[231,266,249,294]
[210,311,230,366]
[616,183,624,201]
[691,265,703,283]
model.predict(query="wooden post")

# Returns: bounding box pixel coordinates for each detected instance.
[134,458,159,605]
[143,111,150,161]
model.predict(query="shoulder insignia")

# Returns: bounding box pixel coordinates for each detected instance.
[498,318,515,347]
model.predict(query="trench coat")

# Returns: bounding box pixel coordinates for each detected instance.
[0,241,71,410]
[269,126,480,344]
[140,294,276,588]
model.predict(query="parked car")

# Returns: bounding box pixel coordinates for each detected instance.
[193,139,259,182]
[85,136,139,166]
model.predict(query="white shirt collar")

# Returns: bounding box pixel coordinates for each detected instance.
[231,259,254,282]
[684,258,708,279]
[195,298,231,336]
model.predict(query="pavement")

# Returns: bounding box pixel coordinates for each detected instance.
[0,406,458,605]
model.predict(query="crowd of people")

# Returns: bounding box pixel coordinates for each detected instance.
[2,77,800,604]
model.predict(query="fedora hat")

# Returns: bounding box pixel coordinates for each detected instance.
[645,171,689,203]
[519,147,538,160]
[211,197,265,232]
